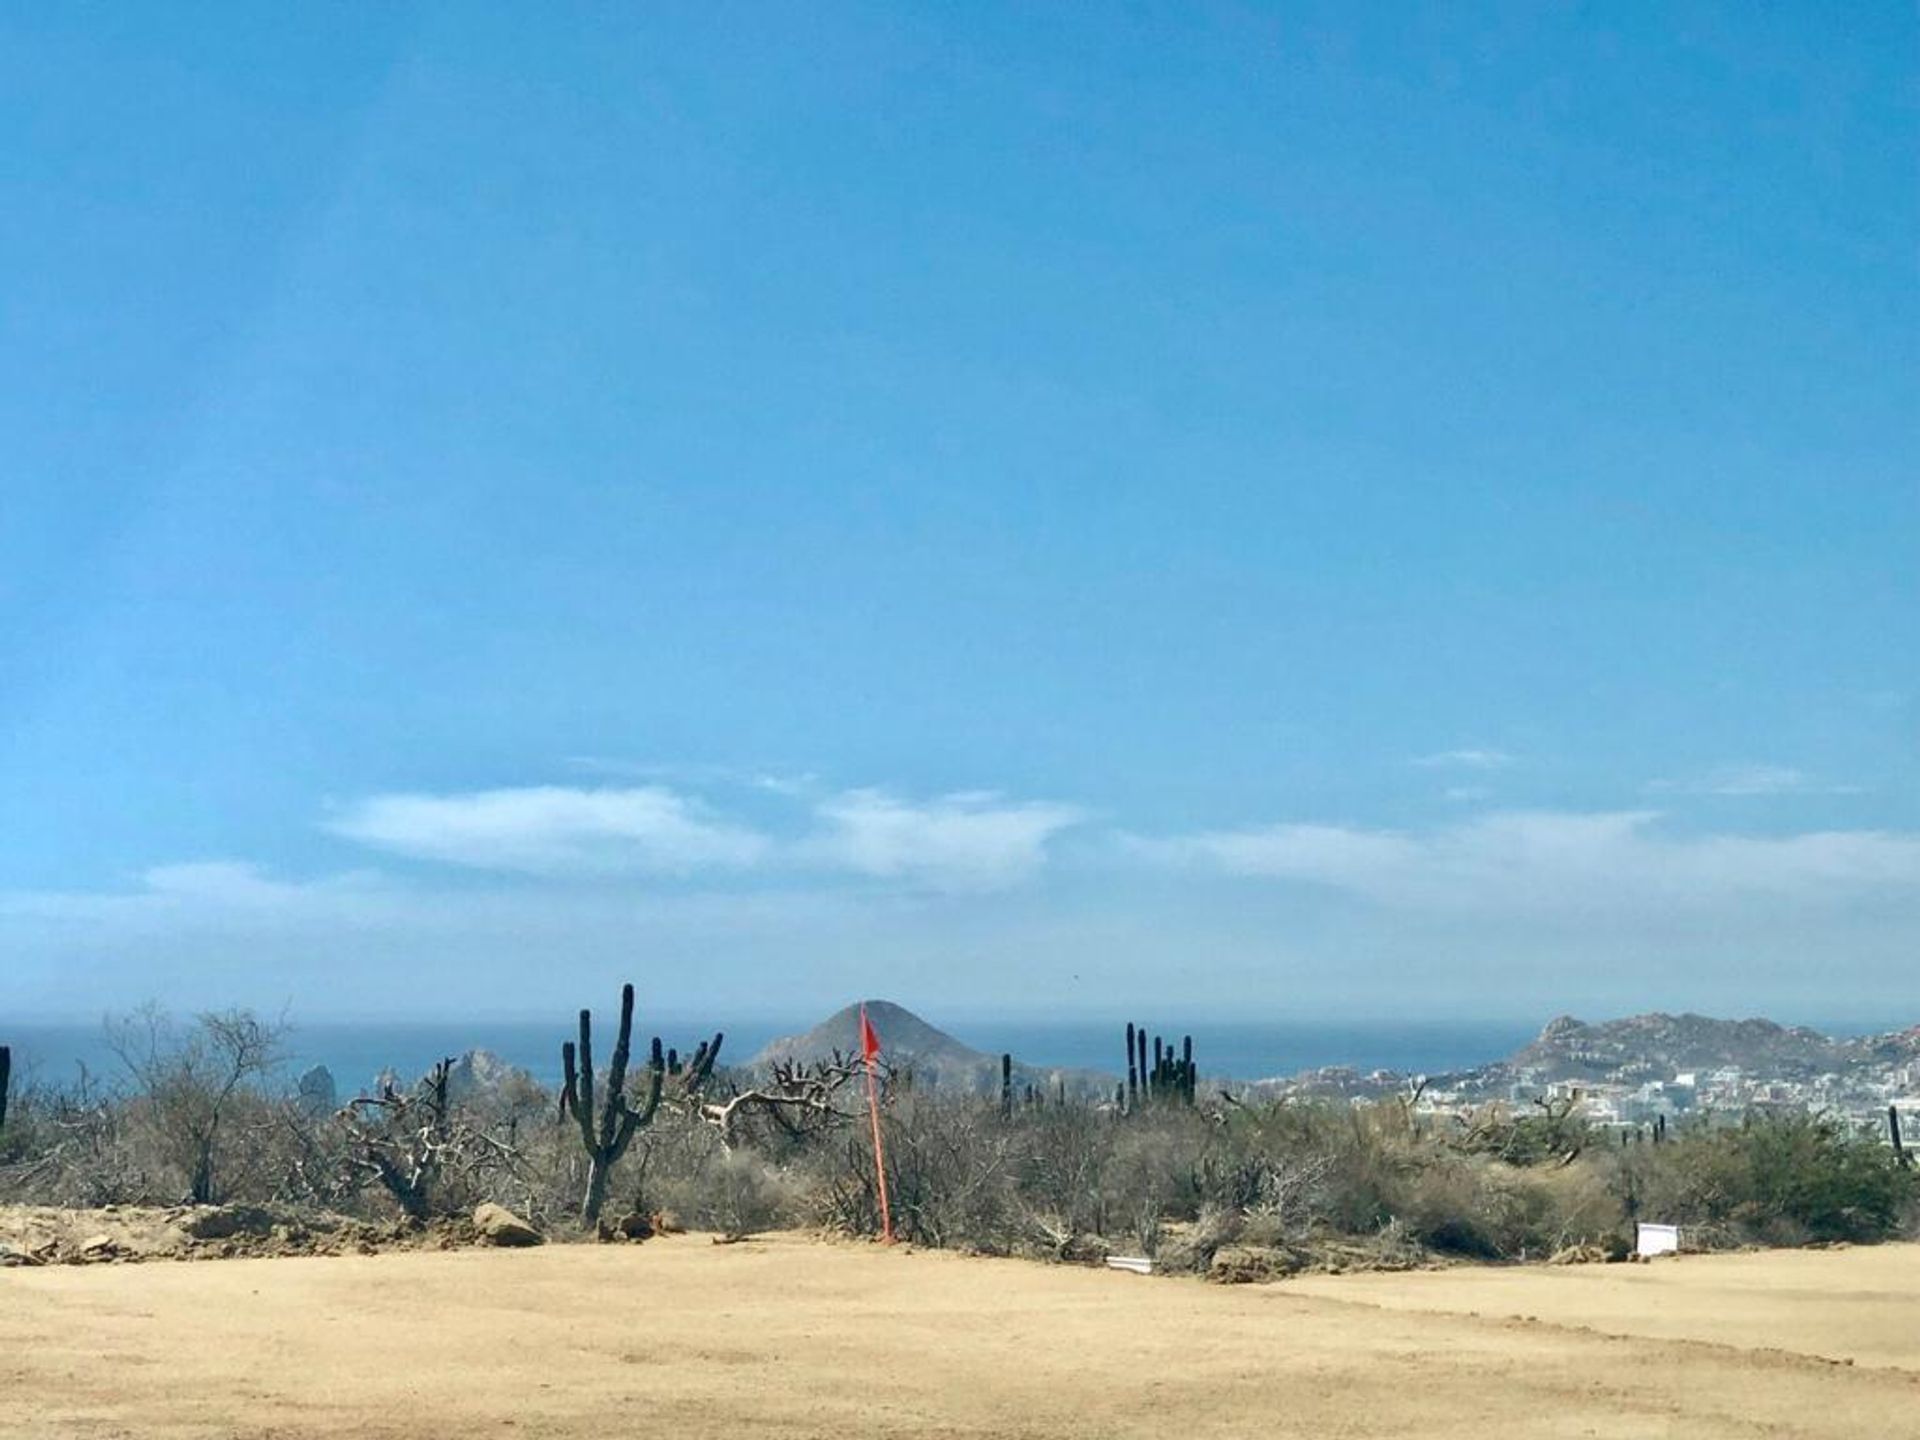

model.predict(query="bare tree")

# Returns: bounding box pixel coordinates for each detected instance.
[683,1053,863,1151]
[336,1058,535,1221]
[107,1006,286,1205]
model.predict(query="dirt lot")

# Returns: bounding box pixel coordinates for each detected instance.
[3,1234,1915,1439]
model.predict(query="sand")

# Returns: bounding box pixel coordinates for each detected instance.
[3,1235,1916,1438]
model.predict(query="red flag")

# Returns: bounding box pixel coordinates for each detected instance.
[858,1002,894,1242]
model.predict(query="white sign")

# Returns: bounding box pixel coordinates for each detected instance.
[1635,1222,1680,1257]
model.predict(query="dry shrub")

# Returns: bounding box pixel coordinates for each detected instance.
[9,1014,1911,1267]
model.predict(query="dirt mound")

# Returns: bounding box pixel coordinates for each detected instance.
[0,1203,483,1267]
[1206,1243,1305,1283]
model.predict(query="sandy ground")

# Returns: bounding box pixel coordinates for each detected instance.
[3,1236,1916,1439]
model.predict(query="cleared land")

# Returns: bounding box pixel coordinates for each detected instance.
[3,1236,1916,1439]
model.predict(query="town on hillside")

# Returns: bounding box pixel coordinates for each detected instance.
[1254,1013,1920,1150]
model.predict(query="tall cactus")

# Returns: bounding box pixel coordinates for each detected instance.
[560,984,722,1225]
[0,1043,10,1133]
[1121,1024,1198,1109]
[1892,1105,1909,1167]
[1124,1023,1138,1111]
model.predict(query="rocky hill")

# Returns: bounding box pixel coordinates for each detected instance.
[370,1049,538,1103]
[1510,1013,1845,1080]
[1843,1025,1920,1067]
[1501,1013,1920,1084]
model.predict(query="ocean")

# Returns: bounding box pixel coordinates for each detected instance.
[2,1016,1550,1093]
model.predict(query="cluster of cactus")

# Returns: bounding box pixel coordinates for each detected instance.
[997,1054,1065,1112]
[1123,1022,1196,1109]
[560,983,722,1224]
[1619,1114,1669,1146]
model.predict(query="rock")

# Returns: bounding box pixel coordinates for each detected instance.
[296,1065,338,1115]
[1207,1244,1303,1285]
[473,1203,543,1247]
[443,1051,538,1104]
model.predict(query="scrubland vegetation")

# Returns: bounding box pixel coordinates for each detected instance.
[2,1005,1913,1272]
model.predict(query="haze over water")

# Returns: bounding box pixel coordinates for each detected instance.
[9,1011,1907,1096]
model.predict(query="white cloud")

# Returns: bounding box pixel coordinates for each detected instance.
[325,785,770,876]
[323,780,1084,891]
[1645,765,1865,798]
[801,789,1086,892]
[1137,810,1920,919]
[7,810,1918,1023]
[1412,748,1514,770]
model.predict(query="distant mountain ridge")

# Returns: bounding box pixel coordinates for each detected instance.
[747,1002,1919,1095]
[1507,1012,1920,1081]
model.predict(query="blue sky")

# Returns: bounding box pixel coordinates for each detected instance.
[3,4,1915,1024]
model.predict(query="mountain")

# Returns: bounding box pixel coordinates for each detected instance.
[1510,1013,1846,1080]
[751,1000,994,1083]
[749,1000,1110,1098]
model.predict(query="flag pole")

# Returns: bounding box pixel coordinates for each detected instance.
[860,1004,895,1244]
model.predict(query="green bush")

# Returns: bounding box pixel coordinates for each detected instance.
[1632,1114,1917,1245]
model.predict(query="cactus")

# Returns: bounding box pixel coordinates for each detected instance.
[0,1043,9,1132]
[1892,1105,1909,1167]
[1000,1053,1013,1118]
[1121,1025,1198,1109]
[1124,1023,1138,1111]
[560,983,722,1225]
